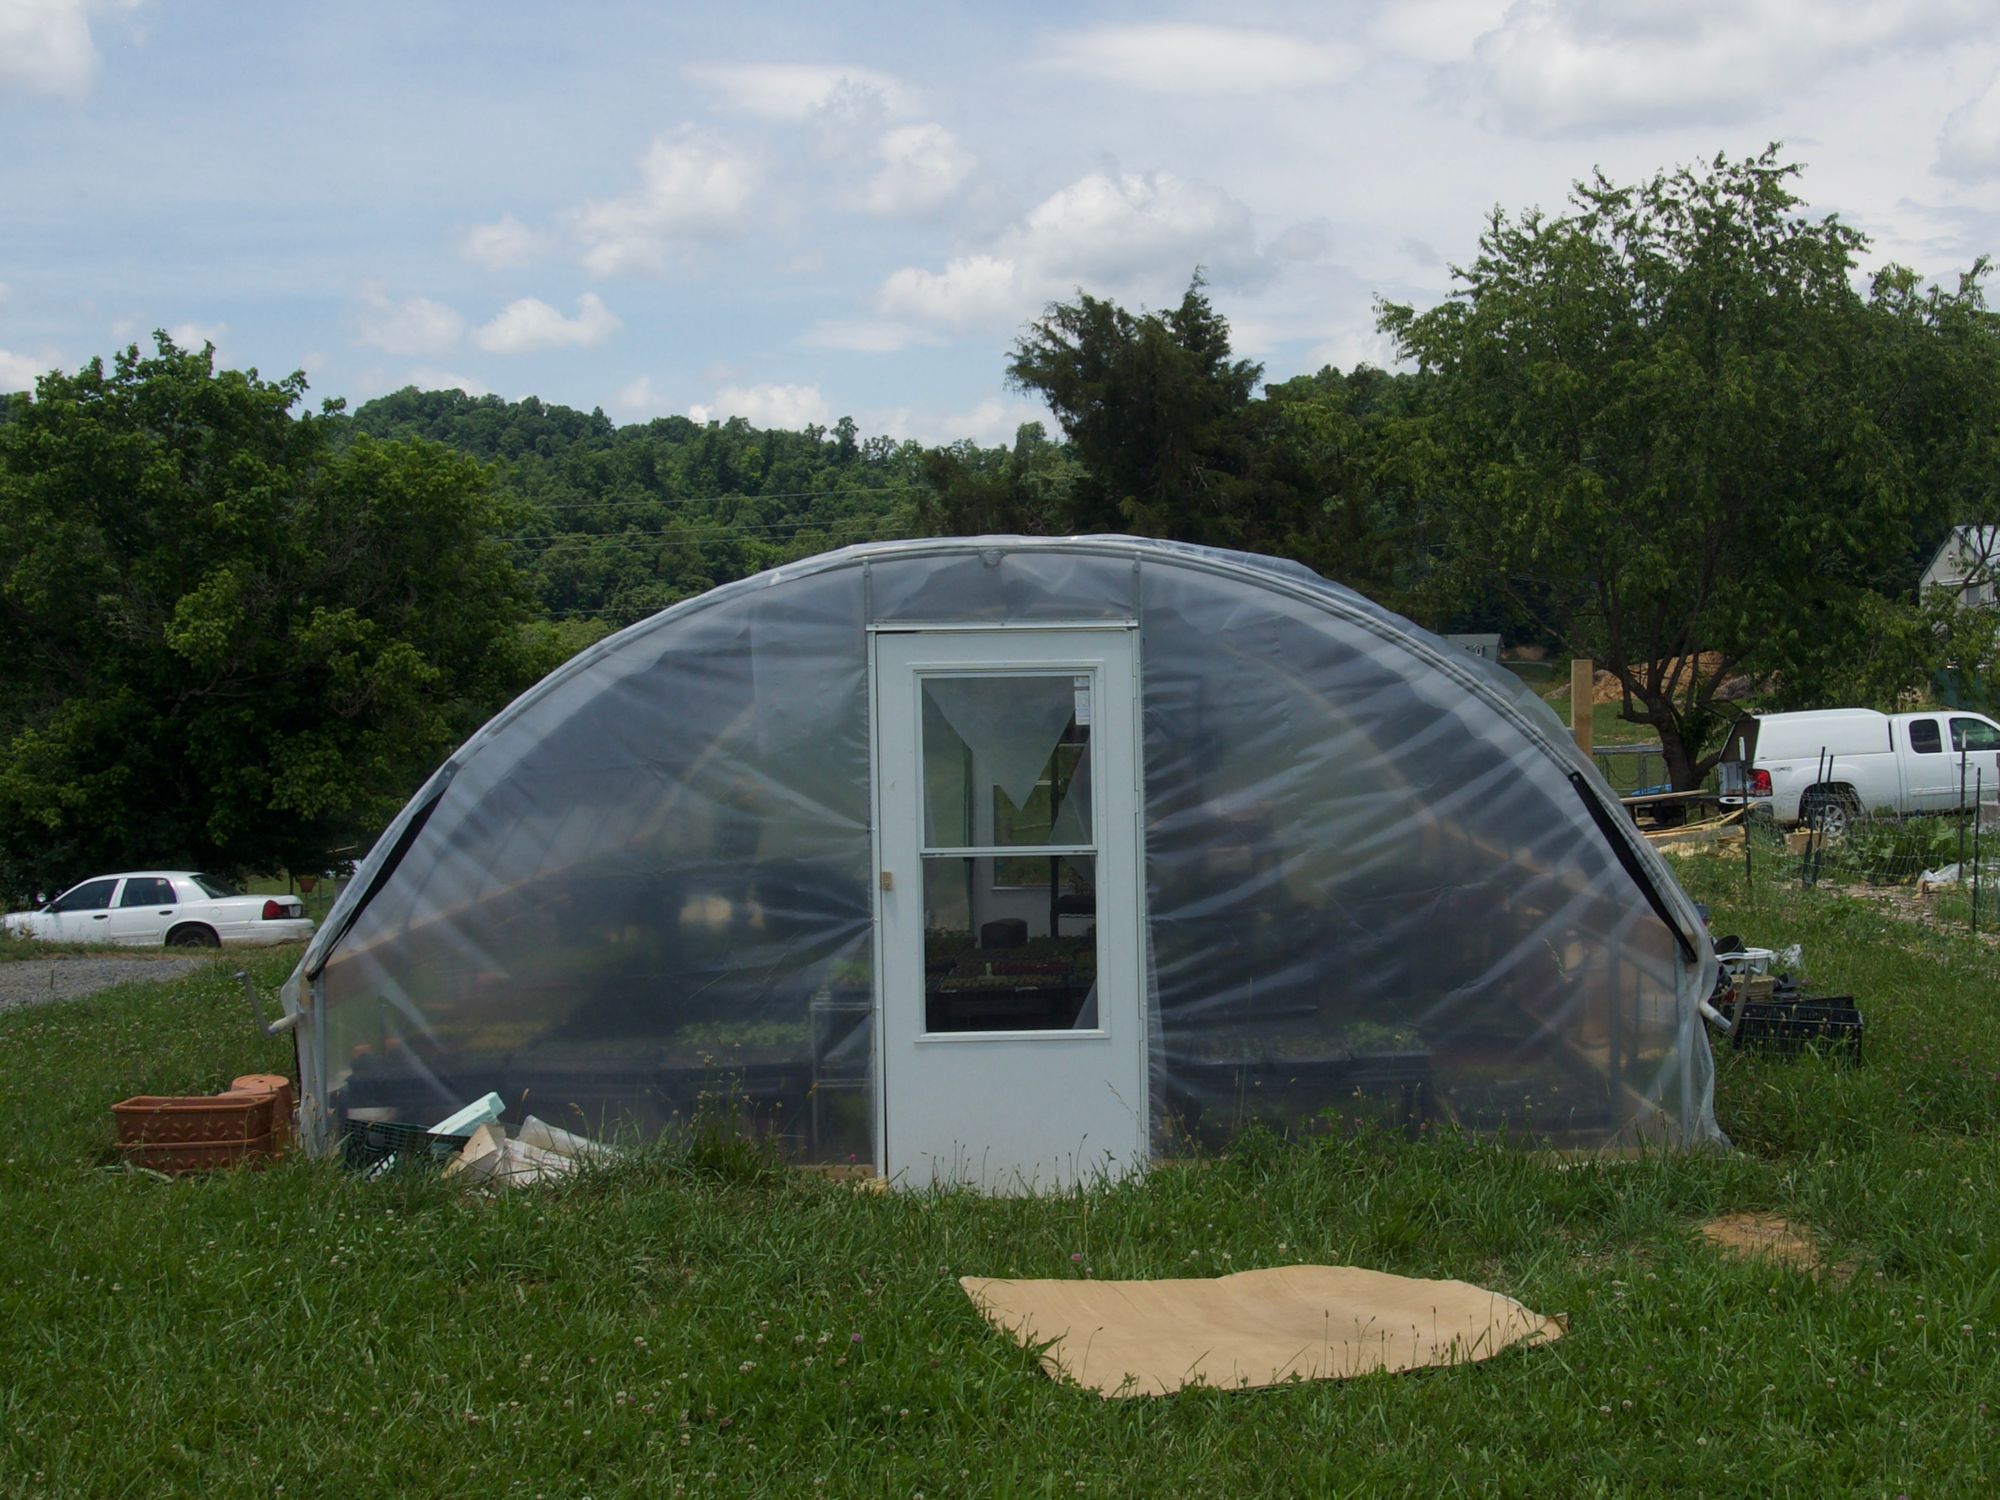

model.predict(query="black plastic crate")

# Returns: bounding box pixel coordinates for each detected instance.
[338,1117,466,1173]
[1732,994,1863,1062]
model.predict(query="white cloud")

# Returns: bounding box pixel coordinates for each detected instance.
[0,345,61,391]
[685,62,917,122]
[688,382,830,430]
[404,367,491,397]
[0,0,110,100]
[874,169,1263,336]
[1268,222,1331,264]
[353,283,465,358]
[1470,0,1989,136]
[1368,0,1513,64]
[460,214,549,269]
[1037,23,1361,95]
[858,123,975,217]
[166,321,225,356]
[877,254,1024,331]
[1305,324,1405,373]
[869,394,1051,447]
[1939,74,2000,182]
[574,127,761,276]
[1022,170,1258,286]
[1398,235,1443,269]
[473,293,620,355]
[799,319,936,354]
[611,374,678,421]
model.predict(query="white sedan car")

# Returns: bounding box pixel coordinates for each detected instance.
[3,872,315,948]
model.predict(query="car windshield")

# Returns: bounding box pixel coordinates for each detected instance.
[191,874,242,898]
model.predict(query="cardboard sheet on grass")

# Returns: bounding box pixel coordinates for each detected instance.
[961,1265,1563,1397]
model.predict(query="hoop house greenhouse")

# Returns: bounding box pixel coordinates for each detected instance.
[285,535,1722,1187]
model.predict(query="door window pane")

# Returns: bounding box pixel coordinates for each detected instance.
[1950,717,2000,753]
[921,855,1098,1033]
[921,675,1091,848]
[51,879,118,913]
[119,877,176,907]
[1910,719,1943,754]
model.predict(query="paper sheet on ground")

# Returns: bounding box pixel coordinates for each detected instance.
[960,1265,1563,1397]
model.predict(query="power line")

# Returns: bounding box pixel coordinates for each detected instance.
[496,482,928,513]
[497,518,913,545]
[530,528,925,623]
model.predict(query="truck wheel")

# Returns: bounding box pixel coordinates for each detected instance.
[1801,789,1861,843]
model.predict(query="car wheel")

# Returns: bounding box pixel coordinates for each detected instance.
[167,925,220,949]
[1801,789,1861,843]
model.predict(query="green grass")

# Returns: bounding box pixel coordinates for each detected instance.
[0,933,130,963]
[4,899,2000,1496]
[1505,660,1665,749]
[243,873,341,926]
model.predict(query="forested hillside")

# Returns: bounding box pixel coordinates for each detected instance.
[337,391,927,632]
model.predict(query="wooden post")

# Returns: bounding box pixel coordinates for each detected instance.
[1570,659,1594,756]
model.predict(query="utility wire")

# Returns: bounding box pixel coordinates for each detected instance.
[497,482,928,513]
[497,519,915,545]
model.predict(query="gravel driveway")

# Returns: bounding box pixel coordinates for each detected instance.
[0,956,211,1015]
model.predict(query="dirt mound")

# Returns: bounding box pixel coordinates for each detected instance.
[1584,656,1728,708]
[1698,1213,1823,1274]
[1583,653,1730,704]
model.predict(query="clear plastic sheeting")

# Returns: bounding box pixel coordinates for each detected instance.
[1135,563,1709,1151]
[305,564,877,1163]
[290,536,1720,1166]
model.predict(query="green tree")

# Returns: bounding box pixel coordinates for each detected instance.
[997,278,1431,592]
[914,422,1085,536]
[1006,274,1263,542]
[0,337,552,899]
[347,388,924,627]
[1784,264,2000,712]
[1380,148,1990,788]
[1254,364,1431,606]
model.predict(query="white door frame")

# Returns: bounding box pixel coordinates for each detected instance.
[869,624,1147,1190]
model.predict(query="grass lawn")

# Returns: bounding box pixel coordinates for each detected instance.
[4,866,1999,1497]
[1501,660,1666,750]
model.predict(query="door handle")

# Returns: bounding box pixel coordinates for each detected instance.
[91,913,108,920]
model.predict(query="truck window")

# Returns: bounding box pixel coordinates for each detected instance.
[1909,719,1943,754]
[1950,717,2000,753]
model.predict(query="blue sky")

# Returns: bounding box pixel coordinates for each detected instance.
[6,1,2000,445]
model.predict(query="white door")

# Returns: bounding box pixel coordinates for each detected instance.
[1904,716,1957,811]
[42,876,121,941]
[1948,716,2000,810]
[872,627,1146,1191]
[102,875,180,945]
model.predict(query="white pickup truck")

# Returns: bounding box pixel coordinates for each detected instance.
[1720,708,2000,837]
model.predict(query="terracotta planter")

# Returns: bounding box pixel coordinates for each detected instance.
[112,1091,276,1146]
[231,1073,296,1145]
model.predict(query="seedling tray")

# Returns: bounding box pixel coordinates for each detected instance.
[339,1118,468,1173]
[1732,994,1863,1062]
